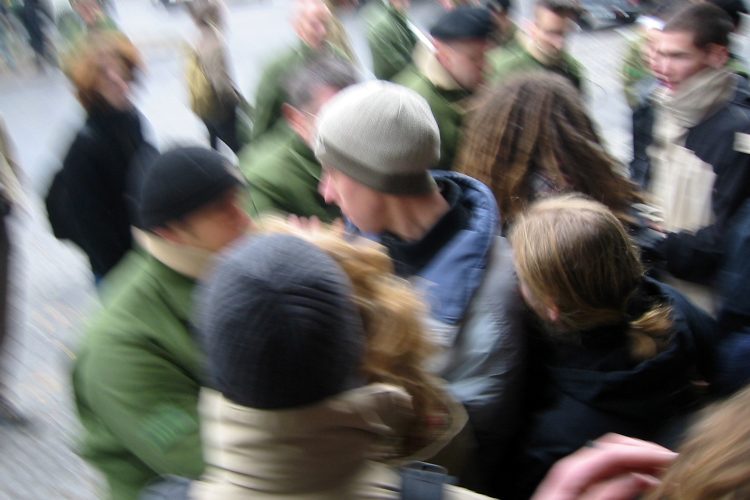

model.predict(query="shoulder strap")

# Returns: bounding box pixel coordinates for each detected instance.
[399,462,455,500]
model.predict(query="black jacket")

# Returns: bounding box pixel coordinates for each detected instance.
[510,278,719,499]
[632,78,750,283]
[56,105,151,277]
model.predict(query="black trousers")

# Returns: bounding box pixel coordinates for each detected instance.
[203,104,240,154]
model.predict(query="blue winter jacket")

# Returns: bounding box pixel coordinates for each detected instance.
[350,171,526,455]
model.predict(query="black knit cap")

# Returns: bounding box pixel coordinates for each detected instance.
[135,146,242,229]
[429,6,494,41]
[197,234,365,409]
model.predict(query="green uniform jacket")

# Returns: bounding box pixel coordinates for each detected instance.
[364,1,417,81]
[251,42,351,141]
[486,42,585,91]
[240,123,340,222]
[393,63,470,170]
[620,34,651,110]
[72,252,204,500]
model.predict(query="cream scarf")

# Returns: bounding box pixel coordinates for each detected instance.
[652,67,736,140]
[649,68,737,233]
[133,228,216,280]
[648,68,736,315]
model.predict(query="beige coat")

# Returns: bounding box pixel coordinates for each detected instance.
[191,384,493,499]
[0,119,25,211]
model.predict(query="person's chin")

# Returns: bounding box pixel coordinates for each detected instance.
[659,80,676,91]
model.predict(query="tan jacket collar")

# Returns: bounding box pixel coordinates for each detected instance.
[197,385,414,494]
[132,228,216,280]
[414,45,464,91]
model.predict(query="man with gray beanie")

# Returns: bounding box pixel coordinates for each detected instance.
[192,233,492,499]
[315,80,525,494]
[72,146,251,500]
[394,6,494,169]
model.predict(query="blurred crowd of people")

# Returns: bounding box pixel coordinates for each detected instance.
[2,0,750,498]
[0,0,119,73]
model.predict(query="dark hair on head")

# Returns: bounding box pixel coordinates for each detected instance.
[536,0,582,18]
[282,54,359,111]
[663,3,734,48]
[708,0,747,30]
[457,73,641,229]
[66,32,142,113]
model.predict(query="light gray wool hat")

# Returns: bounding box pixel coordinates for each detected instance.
[314,80,440,196]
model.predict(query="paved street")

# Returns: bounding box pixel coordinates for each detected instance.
[0,0,638,497]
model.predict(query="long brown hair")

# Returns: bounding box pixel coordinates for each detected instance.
[457,73,641,228]
[259,218,449,451]
[509,195,671,359]
[646,386,750,500]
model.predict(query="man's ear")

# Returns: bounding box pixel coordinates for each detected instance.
[282,103,309,141]
[705,43,730,69]
[546,302,561,324]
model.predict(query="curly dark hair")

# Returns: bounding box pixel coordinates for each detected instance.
[457,73,641,229]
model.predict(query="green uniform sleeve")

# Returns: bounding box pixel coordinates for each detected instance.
[245,179,283,218]
[77,336,204,480]
[485,46,530,85]
[621,37,649,109]
[366,4,416,81]
[250,59,289,141]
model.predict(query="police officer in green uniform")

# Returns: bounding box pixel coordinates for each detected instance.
[394,6,494,170]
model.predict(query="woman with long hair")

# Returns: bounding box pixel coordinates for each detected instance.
[505,195,718,498]
[457,74,641,231]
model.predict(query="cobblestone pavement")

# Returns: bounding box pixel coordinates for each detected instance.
[0,0,639,497]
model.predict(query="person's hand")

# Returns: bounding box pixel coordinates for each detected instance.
[286,215,345,233]
[532,434,677,500]
[287,214,323,231]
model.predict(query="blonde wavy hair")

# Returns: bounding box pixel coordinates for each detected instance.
[646,386,750,500]
[259,218,447,451]
[509,195,672,360]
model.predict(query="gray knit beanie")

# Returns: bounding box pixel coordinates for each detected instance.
[197,234,365,409]
[314,80,440,196]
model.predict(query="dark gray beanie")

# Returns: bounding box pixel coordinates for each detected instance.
[314,81,439,196]
[429,6,494,41]
[136,146,242,229]
[198,234,365,409]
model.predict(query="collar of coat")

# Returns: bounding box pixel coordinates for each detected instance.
[195,383,467,495]
[133,228,218,280]
[414,44,465,92]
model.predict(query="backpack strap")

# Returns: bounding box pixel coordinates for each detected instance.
[399,462,455,500]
